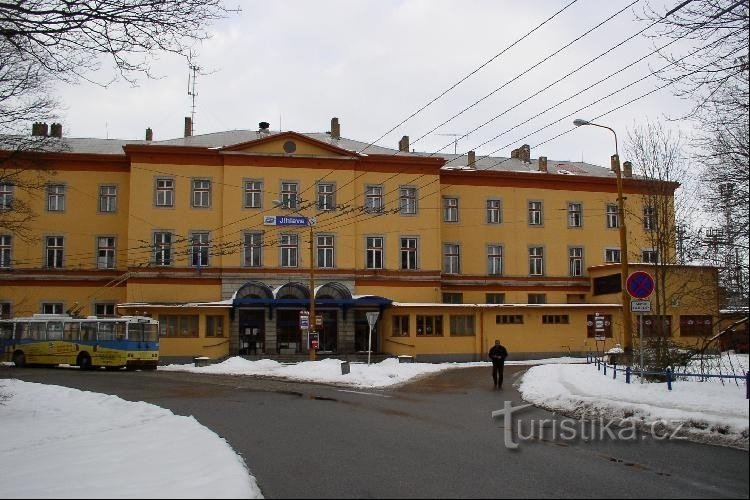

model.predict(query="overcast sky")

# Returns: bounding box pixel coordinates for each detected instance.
[53,0,698,167]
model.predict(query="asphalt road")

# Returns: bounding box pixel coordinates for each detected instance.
[2,364,748,498]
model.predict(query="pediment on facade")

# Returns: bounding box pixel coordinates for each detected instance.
[221,131,360,158]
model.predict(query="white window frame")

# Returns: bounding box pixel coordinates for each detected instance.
[528,201,543,226]
[153,231,173,266]
[280,233,299,267]
[366,236,384,269]
[569,247,584,277]
[487,245,503,275]
[0,234,11,268]
[317,183,335,211]
[47,184,65,212]
[0,183,14,210]
[443,243,461,274]
[244,180,263,209]
[99,185,117,213]
[243,232,263,267]
[606,203,619,228]
[190,232,210,267]
[365,185,384,213]
[155,178,175,207]
[192,179,211,208]
[97,236,116,269]
[317,234,335,268]
[280,182,299,210]
[399,187,417,215]
[605,248,621,263]
[400,237,418,270]
[443,197,459,222]
[486,199,502,224]
[46,236,64,268]
[568,202,583,228]
[529,246,544,276]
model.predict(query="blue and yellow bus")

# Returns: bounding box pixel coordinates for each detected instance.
[1,314,159,370]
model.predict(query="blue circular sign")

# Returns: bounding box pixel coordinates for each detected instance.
[626,271,654,299]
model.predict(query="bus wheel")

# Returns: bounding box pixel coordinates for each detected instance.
[13,351,26,368]
[77,353,92,371]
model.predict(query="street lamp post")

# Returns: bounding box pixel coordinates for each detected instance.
[308,222,316,361]
[573,119,633,351]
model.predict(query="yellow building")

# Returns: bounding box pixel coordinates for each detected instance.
[0,118,720,362]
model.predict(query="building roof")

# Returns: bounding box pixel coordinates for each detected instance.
[2,128,616,178]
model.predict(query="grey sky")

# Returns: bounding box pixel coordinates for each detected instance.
[54,0,696,167]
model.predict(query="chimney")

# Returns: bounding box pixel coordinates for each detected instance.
[258,121,270,135]
[520,144,531,163]
[538,156,548,173]
[623,161,633,178]
[184,117,192,137]
[50,123,63,138]
[330,117,340,139]
[467,150,476,168]
[398,135,409,152]
[511,148,520,159]
[32,122,49,137]
[145,127,153,141]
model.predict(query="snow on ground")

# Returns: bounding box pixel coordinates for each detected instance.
[159,356,587,388]
[0,379,263,499]
[517,353,749,449]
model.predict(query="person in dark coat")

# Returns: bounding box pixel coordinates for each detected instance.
[488,340,509,389]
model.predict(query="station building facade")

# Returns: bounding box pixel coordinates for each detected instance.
[0,118,720,362]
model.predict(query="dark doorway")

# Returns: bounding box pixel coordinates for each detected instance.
[354,310,378,353]
[239,309,265,355]
[277,309,301,353]
[318,310,338,352]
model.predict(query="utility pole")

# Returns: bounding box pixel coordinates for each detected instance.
[187,62,200,136]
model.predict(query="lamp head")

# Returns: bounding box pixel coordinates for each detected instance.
[573,119,590,127]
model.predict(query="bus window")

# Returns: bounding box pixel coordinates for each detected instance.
[98,322,115,341]
[47,322,63,340]
[80,322,97,341]
[64,322,80,341]
[114,322,126,340]
[28,322,45,340]
[144,323,159,342]
[0,322,13,340]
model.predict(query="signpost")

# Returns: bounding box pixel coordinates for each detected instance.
[626,271,654,384]
[366,312,379,365]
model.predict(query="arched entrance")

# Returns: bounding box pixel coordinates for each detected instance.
[235,281,273,355]
[275,282,309,354]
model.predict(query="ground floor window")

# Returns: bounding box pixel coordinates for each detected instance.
[206,315,225,337]
[416,315,443,336]
[159,315,199,338]
[679,315,712,337]
[391,315,410,337]
[643,315,673,337]
[449,315,475,336]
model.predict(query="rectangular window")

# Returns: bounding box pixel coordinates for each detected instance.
[606,204,619,228]
[679,315,712,337]
[159,315,199,338]
[642,250,659,264]
[568,202,582,228]
[529,246,544,276]
[485,293,506,304]
[0,302,11,319]
[391,315,410,337]
[528,201,543,226]
[366,236,384,269]
[153,231,172,266]
[587,314,613,338]
[643,315,673,337]
[206,316,225,337]
[643,206,656,231]
[243,232,263,267]
[399,187,417,214]
[443,244,460,274]
[365,185,384,213]
[496,315,523,325]
[443,197,458,222]
[569,247,584,277]
[244,180,263,208]
[1,183,14,210]
[528,293,547,304]
[280,233,298,267]
[46,236,64,268]
[192,179,211,208]
[317,234,335,268]
[280,182,299,209]
[0,235,10,268]
[190,232,210,267]
[155,178,174,207]
[99,185,117,213]
[542,315,569,324]
[486,199,502,224]
[400,237,418,270]
[94,303,116,317]
[442,293,463,304]
[605,248,621,263]
[42,303,63,315]
[317,183,335,211]
[487,245,503,275]
[450,315,475,336]
[97,237,116,269]
[47,184,65,211]
[416,315,443,336]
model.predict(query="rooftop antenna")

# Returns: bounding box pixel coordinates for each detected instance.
[436,133,464,154]
[187,57,200,135]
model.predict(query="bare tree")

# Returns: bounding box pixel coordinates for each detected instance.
[1,0,237,239]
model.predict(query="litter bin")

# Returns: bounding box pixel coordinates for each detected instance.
[194,356,211,367]
[340,361,350,375]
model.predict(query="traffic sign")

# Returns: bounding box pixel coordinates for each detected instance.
[626,271,654,299]
[264,215,310,226]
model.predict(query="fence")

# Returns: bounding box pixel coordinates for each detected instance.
[585,353,750,399]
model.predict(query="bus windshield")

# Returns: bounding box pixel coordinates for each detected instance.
[128,323,159,342]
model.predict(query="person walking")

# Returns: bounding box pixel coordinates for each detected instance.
[488,339,508,389]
